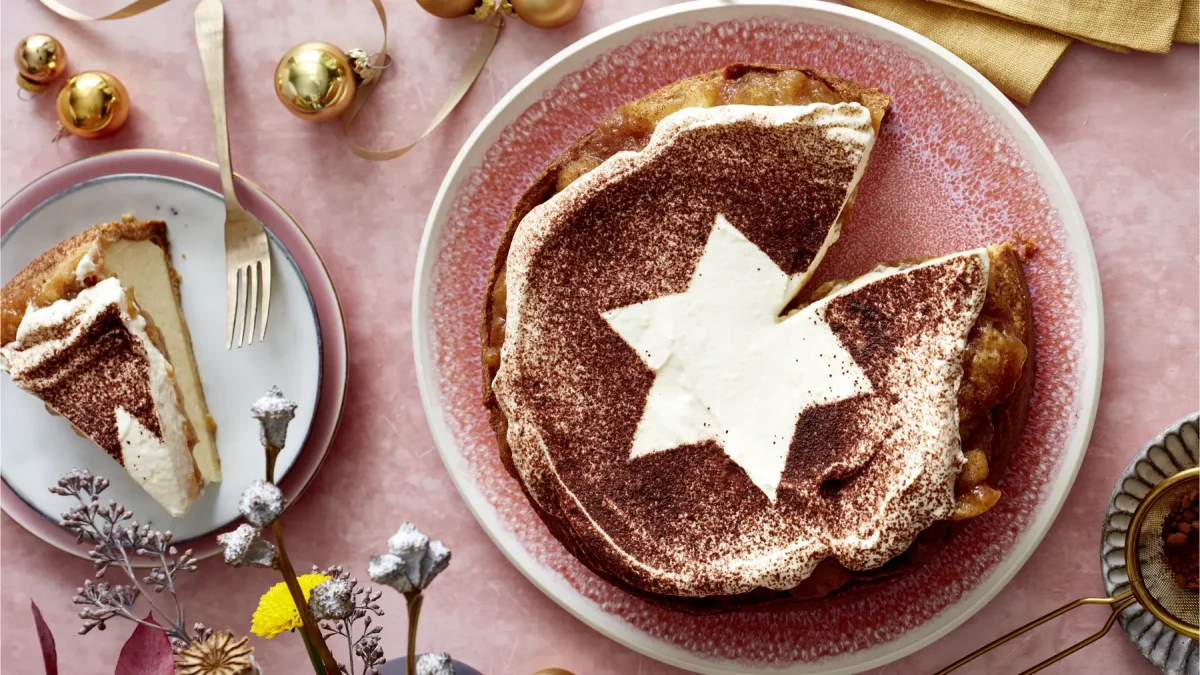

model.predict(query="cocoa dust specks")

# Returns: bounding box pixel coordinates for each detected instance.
[1162,483,1199,591]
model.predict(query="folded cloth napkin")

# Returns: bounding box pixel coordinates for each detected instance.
[847,0,1199,104]
[1180,0,1200,42]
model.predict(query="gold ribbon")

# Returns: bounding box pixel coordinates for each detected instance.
[36,0,501,161]
[347,0,502,160]
[38,0,170,21]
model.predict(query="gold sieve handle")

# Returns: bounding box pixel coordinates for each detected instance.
[936,591,1137,674]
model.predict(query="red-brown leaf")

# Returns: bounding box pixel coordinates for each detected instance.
[113,613,173,675]
[30,600,57,675]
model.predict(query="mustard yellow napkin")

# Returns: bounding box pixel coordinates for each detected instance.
[846,0,1070,104]
[1179,0,1199,42]
[925,0,1183,53]
[846,0,1198,105]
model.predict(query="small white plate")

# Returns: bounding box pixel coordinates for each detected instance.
[3,168,322,543]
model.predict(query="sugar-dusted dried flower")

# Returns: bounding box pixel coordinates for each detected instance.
[368,523,451,594]
[308,577,353,621]
[250,386,298,450]
[250,573,329,639]
[416,652,455,675]
[216,525,276,568]
[238,480,283,528]
[315,567,385,672]
[175,631,254,675]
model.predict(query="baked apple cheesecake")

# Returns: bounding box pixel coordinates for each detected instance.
[481,64,1033,612]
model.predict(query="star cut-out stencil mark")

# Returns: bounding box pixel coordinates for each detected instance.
[602,214,873,501]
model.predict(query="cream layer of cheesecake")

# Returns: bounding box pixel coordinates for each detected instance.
[1,277,202,516]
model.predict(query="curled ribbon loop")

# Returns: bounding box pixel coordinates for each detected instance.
[38,0,170,21]
[345,0,502,161]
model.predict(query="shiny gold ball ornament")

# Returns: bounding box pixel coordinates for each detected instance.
[274,42,358,122]
[55,71,130,139]
[416,0,480,18]
[510,0,584,29]
[15,34,68,93]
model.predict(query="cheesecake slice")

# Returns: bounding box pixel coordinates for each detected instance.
[1,217,219,516]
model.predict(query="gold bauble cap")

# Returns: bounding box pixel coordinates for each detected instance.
[55,71,130,139]
[15,34,68,91]
[274,42,357,122]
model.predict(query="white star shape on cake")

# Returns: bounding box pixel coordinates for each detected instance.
[602,214,873,501]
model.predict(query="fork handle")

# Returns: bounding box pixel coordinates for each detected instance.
[194,0,239,208]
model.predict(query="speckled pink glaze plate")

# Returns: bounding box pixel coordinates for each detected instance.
[413,2,1102,673]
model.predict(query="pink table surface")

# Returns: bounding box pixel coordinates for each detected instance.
[0,1,1196,673]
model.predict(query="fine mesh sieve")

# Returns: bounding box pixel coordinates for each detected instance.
[1126,467,1198,638]
[939,467,1199,675]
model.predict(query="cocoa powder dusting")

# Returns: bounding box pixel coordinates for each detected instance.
[495,107,991,595]
[8,304,162,464]
[1162,484,1199,592]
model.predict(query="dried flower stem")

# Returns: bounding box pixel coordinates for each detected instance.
[343,620,357,675]
[69,485,187,638]
[316,567,385,674]
[55,472,193,645]
[265,444,339,674]
[405,592,424,675]
[114,543,173,630]
[265,444,281,485]
[153,546,185,630]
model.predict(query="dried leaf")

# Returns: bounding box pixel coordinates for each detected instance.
[30,600,57,675]
[114,613,173,675]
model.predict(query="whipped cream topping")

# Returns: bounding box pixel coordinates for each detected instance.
[491,102,992,597]
[603,214,874,501]
[812,249,990,570]
[1,277,200,516]
[74,242,100,284]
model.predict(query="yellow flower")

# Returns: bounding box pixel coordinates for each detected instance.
[250,573,329,639]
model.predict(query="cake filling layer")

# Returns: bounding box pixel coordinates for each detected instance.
[102,237,220,481]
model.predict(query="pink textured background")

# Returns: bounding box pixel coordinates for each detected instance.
[0,1,1196,674]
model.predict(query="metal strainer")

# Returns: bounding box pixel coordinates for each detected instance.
[939,467,1200,674]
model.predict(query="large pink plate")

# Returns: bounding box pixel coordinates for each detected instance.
[413,1,1102,673]
[1,149,347,562]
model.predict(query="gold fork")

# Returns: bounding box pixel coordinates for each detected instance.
[195,0,271,348]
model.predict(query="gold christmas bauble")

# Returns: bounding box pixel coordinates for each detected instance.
[55,71,129,139]
[15,34,67,92]
[510,0,583,29]
[416,0,480,18]
[274,42,357,122]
